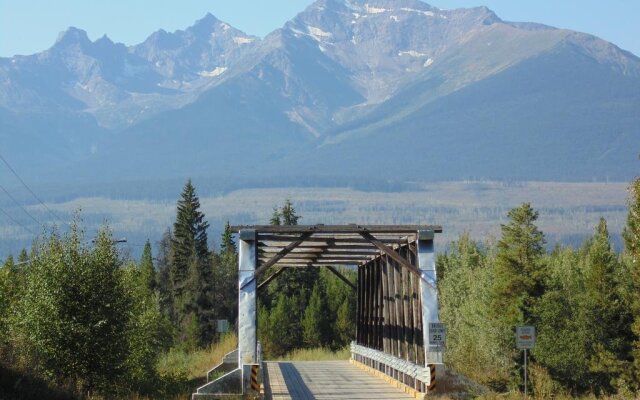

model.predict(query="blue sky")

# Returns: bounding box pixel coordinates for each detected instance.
[1,0,639,57]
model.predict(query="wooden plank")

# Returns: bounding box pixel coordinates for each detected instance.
[260,257,371,264]
[259,243,376,250]
[255,232,313,277]
[357,266,363,344]
[372,259,380,350]
[258,235,407,244]
[259,249,379,256]
[377,258,384,351]
[231,224,443,234]
[325,265,356,290]
[381,254,390,355]
[258,267,287,290]
[360,232,423,278]
[386,255,398,358]
[394,258,405,360]
[402,247,412,362]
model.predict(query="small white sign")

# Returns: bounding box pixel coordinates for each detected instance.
[516,326,535,349]
[429,322,446,346]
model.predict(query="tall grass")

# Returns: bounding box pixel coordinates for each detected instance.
[274,346,350,361]
[156,332,237,380]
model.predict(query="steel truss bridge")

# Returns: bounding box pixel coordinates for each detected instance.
[193,224,443,399]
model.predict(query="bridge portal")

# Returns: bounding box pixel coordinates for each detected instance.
[194,224,443,399]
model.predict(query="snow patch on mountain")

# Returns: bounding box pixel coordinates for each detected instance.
[233,36,254,44]
[308,26,332,39]
[199,67,227,77]
[365,5,387,14]
[399,50,427,57]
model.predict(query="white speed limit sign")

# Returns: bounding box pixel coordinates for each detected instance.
[429,322,446,346]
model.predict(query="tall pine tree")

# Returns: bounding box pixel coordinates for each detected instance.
[623,177,640,390]
[139,240,155,292]
[170,179,214,348]
[491,203,546,390]
[581,218,633,393]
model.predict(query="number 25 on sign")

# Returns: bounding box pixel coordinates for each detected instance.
[429,322,446,346]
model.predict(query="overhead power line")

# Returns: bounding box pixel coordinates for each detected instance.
[0,152,67,226]
[0,205,38,236]
[0,183,45,228]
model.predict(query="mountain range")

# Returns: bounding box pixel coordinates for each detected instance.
[1,0,639,185]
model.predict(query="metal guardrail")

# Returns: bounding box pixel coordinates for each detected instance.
[350,342,431,385]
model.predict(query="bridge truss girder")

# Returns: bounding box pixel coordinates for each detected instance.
[233,224,442,395]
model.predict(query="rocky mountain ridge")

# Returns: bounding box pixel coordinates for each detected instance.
[1,0,638,183]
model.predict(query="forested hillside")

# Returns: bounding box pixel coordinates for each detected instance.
[1,177,640,398]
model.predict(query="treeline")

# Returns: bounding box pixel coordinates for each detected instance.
[0,180,239,398]
[0,181,355,398]
[437,178,640,397]
[257,201,357,357]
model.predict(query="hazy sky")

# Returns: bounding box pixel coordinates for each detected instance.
[1,0,639,57]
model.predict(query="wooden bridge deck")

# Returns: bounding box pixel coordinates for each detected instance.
[263,361,414,400]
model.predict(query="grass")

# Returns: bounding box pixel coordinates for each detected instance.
[156,332,238,381]
[274,346,351,361]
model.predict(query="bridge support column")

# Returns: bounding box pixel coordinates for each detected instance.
[238,229,258,393]
[417,229,442,368]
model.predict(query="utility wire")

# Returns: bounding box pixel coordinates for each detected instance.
[0,182,45,227]
[0,152,67,226]
[0,205,38,236]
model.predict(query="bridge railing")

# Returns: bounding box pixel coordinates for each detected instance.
[351,342,432,388]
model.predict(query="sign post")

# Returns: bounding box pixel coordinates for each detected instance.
[516,326,535,397]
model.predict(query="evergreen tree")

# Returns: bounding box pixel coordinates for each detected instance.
[139,240,155,292]
[623,177,640,390]
[534,246,592,392]
[267,294,300,356]
[17,248,28,264]
[220,220,237,255]
[270,207,281,226]
[281,199,300,225]
[491,203,546,390]
[171,179,209,294]
[155,229,174,319]
[582,219,633,393]
[170,179,214,348]
[122,261,171,392]
[213,234,238,324]
[438,234,510,389]
[264,200,317,309]
[302,283,330,347]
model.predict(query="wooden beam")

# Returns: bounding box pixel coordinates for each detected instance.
[231,224,443,234]
[258,267,287,290]
[255,232,313,277]
[360,232,422,278]
[272,262,360,267]
[258,235,407,244]
[325,265,356,290]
